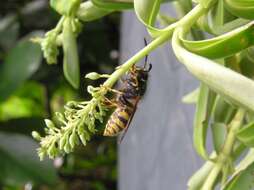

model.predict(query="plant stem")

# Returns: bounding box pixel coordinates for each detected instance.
[103,24,175,87]
[201,108,245,190]
[104,4,206,88]
[54,16,65,33]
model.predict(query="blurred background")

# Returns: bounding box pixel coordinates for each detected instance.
[0,0,119,189]
[0,1,203,190]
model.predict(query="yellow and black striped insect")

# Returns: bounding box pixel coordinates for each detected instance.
[103,51,152,141]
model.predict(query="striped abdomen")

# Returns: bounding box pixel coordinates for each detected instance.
[103,107,133,136]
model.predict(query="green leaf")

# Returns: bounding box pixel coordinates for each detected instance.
[134,0,162,26]
[236,122,254,147]
[0,31,43,102]
[182,87,200,104]
[213,96,236,124]
[0,132,58,186]
[239,47,254,78]
[211,122,226,153]
[91,0,133,10]
[50,83,77,114]
[212,0,224,27]
[134,0,165,37]
[0,14,19,50]
[188,152,216,190]
[62,18,80,89]
[182,21,254,59]
[225,0,254,19]
[198,0,224,35]
[223,149,254,190]
[172,28,254,112]
[50,0,81,16]
[0,82,46,121]
[193,84,216,160]
[195,0,215,8]
[77,1,113,22]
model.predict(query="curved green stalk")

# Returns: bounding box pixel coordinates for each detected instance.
[104,4,207,88]
[103,23,175,87]
[201,108,245,190]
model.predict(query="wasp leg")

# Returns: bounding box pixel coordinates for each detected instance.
[104,86,123,95]
[130,77,138,87]
[103,97,118,108]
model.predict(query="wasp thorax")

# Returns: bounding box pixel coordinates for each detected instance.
[103,63,152,139]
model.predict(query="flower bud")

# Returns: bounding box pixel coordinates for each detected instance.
[32,131,41,141]
[44,119,55,129]
[85,72,102,80]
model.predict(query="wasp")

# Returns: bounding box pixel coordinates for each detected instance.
[103,48,152,141]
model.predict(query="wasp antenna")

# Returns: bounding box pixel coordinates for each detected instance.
[144,54,148,69]
[147,63,152,72]
[144,38,148,46]
[143,38,149,69]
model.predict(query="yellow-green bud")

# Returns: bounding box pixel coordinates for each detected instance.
[32,131,41,141]
[85,72,110,80]
[44,119,55,129]
[59,136,67,150]
[69,132,78,148]
[79,133,87,146]
[87,85,96,94]
[85,72,102,80]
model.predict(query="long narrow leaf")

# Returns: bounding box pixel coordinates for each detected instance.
[62,18,80,89]
[77,1,112,22]
[91,0,133,10]
[182,21,254,59]
[193,84,216,159]
[172,28,254,112]
[0,31,43,102]
[134,0,165,37]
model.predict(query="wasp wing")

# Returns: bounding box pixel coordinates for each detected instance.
[119,97,141,143]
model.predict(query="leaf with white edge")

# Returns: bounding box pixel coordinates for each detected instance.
[134,0,165,37]
[182,21,254,59]
[134,0,161,25]
[172,28,254,113]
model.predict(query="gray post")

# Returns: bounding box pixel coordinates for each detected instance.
[119,11,203,190]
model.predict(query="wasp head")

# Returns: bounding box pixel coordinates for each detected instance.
[136,63,152,96]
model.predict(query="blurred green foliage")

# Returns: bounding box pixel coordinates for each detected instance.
[0,0,118,189]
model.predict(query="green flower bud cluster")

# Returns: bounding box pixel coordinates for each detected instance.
[32,86,108,160]
[33,0,83,88]
[35,16,82,65]
[40,30,60,64]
